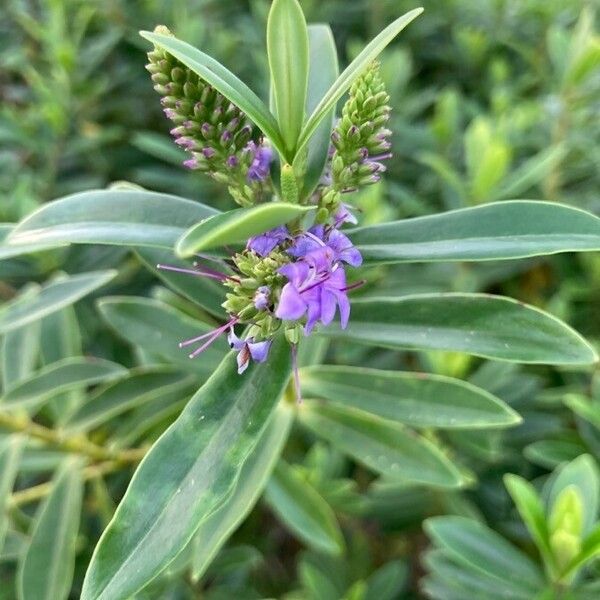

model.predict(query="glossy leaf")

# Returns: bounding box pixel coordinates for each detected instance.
[0,224,65,261]
[191,404,293,581]
[0,271,117,335]
[7,190,216,250]
[267,0,309,154]
[296,8,424,155]
[1,358,127,409]
[81,337,292,600]
[546,454,599,535]
[298,401,463,488]
[17,459,83,600]
[0,436,24,550]
[66,368,194,432]
[298,25,339,199]
[320,293,598,365]
[97,296,225,378]
[301,366,520,429]
[139,30,287,160]
[504,474,552,563]
[348,201,600,264]
[265,460,345,555]
[424,516,545,591]
[175,203,314,256]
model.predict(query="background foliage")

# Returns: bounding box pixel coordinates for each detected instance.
[1,0,599,598]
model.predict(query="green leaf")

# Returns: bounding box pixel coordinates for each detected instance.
[298,401,463,488]
[364,560,408,600]
[40,307,84,424]
[139,30,287,160]
[265,460,345,555]
[0,271,117,335]
[546,454,599,536]
[175,203,314,256]
[0,436,24,550]
[7,190,216,250]
[504,474,553,566]
[135,247,225,319]
[301,366,520,429]
[564,523,600,577]
[65,368,195,432]
[1,358,127,409]
[191,404,293,581]
[0,224,65,261]
[267,0,310,154]
[564,395,600,431]
[424,516,545,591]
[97,296,225,378]
[1,321,40,392]
[296,8,424,155]
[320,293,598,365]
[80,337,292,600]
[298,25,339,199]
[348,201,600,264]
[17,459,83,600]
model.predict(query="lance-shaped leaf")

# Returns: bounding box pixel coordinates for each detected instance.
[1,358,127,409]
[140,30,287,160]
[17,459,84,600]
[81,337,292,600]
[296,8,423,155]
[7,190,216,251]
[0,271,117,335]
[97,296,225,378]
[297,25,339,199]
[191,404,293,581]
[265,460,345,555]
[301,366,520,429]
[320,293,597,365]
[298,401,463,488]
[424,516,545,591]
[65,368,195,432]
[267,0,310,154]
[0,436,24,550]
[176,203,314,256]
[0,224,66,261]
[348,201,600,264]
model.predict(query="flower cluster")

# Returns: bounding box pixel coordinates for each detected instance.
[318,61,392,218]
[158,210,363,377]
[147,34,392,389]
[146,26,273,207]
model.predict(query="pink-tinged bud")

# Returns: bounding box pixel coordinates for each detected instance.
[227,155,239,168]
[202,147,216,159]
[183,158,199,169]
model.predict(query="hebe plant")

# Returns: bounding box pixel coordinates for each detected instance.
[1,1,600,599]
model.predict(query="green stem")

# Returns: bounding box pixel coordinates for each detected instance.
[0,411,145,464]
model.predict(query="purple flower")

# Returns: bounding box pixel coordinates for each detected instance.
[247,142,273,182]
[247,225,289,256]
[275,256,351,334]
[228,329,271,374]
[288,226,362,267]
[335,203,358,226]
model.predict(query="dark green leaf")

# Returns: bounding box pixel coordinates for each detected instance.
[301,366,520,429]
[320,293,597,365]
[349,201,600,264]
[81,337,291,600]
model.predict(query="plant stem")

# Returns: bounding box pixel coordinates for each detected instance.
[8,459,144,508]
[0,411,145,464]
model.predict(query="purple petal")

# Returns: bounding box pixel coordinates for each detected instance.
[320,289,337,326]
[278,261,311,286]
[227,328,245,351]
[275,283,307,320]
[248,340,271,363]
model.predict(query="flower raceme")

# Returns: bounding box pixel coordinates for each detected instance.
[146,25,393,390]
[158,216,364,377]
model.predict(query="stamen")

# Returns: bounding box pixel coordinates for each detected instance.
[341,279,366,292]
